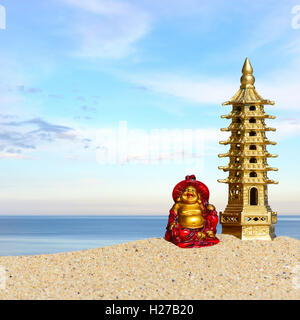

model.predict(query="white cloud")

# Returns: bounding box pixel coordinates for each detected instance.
[61,0,152,59]
[127,68,300,111]
[128,73,237,104]
[260,64,300,111]
[273,118,300,138]
[284,39,300,55]
[0,55,43,120]
[243,3,293,52]
[62,0,130,15]
[0,152,33,160]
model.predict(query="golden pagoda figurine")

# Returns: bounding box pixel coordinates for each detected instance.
[218,57,278,240]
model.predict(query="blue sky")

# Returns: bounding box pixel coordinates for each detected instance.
[0,0,300,214]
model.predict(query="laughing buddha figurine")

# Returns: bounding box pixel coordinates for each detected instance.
[165,175,219,248]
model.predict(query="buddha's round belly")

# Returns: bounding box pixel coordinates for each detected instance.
[178,214,205,229]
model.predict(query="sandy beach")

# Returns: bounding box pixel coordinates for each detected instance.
[0,234,299,300]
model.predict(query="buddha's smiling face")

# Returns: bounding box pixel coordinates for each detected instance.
[181,186,199,204]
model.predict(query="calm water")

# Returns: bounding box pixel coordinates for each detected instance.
[0,215,299,256]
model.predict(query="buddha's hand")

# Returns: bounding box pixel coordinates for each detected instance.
[197,231,206,240]
[169,222,178,230]
[206,204,215,211]
[206,230,215,238]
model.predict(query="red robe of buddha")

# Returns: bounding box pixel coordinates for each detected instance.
[165,175,220,248]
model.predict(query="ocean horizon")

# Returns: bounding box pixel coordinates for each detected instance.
[0,215,299,256]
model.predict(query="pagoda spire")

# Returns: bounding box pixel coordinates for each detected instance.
[240,57,255,88]
[223,57,274,106]
[218,58,278,240]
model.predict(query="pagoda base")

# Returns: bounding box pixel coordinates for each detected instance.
[222,224,276,240]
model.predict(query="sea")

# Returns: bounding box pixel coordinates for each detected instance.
[0,215,299,256]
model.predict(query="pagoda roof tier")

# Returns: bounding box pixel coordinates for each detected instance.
[221,113,276,119]
[218,164,278,172]
[220,125,276,132]
[220,123,274,131]
[218,151,278,158]
[218,177,278,184]
[222,58,275,106]
[220,136,276,145]
[219,138,277,145]
[222,92,274,106]
[266,179,279,184]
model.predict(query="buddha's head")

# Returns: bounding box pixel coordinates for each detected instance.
[178,185,201,204]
